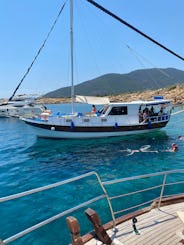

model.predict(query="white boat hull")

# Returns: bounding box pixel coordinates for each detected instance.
[24,117,169,139]
[0,104,45,118]
[29,126,160,139]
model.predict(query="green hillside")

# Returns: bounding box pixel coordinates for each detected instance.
[44,68,184,98]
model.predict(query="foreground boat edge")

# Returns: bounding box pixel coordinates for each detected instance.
[81,194,184,244]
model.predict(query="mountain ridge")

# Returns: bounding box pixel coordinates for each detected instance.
[44,68,184,98]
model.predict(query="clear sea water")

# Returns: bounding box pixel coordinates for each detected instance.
[0,103,184,245]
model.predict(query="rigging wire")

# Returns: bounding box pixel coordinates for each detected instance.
[86,0,184,62]
[9,1,67,101]
[74,0,103,82]
[126,45,170,89]
[126,45,170,78]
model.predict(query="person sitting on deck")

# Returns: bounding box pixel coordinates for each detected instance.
[143,111,148,123]
[158,108,164,116]
[138,109,143,123]
[149,106,155,117]
[91,104,97,113]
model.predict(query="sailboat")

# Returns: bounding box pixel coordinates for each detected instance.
[22,0,176,139]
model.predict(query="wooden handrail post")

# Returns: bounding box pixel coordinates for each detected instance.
[66,216,83,245]
[85,208,112,245]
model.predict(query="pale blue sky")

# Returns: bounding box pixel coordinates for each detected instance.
[0,0,184,98]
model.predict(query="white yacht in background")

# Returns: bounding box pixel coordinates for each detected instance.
[0,94,46,118]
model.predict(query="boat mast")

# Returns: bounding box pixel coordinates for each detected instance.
[70,0,74,113]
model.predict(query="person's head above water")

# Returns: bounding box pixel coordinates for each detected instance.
[171,143,178,151]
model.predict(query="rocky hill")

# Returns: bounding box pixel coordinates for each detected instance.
[43,68,184,98]
[38,84,184,105]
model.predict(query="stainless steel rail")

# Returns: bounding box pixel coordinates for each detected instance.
[1,169,184,244]
[103,169,184,216]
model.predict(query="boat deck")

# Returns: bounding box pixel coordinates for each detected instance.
[85,202,184,245]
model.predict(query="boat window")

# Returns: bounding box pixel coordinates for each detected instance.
[108,106,128,115]
[83,119,89,122]
[98,105,109,115]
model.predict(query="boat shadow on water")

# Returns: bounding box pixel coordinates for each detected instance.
[22,129,178,172]
[21,128,184,186]
[26,129,170,153]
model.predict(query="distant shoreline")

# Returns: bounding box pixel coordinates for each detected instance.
[37,85,184,105]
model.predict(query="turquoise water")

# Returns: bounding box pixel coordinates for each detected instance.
[0,104,184,245]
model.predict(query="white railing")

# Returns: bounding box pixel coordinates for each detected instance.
[0,169,184,244]
[103,169,184,217]
[139,113,170,124]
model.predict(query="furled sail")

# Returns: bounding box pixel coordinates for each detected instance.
[76,95,109,105]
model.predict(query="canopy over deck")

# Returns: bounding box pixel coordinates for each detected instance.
[76,95,110,105]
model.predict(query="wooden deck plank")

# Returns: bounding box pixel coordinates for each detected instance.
[111,210,176,241]
[161,233,182,245]
[118,211,178,243]
[85,202,184,245]
[147,222,182,245]
[121,204,184,244]
[115,204,180,235]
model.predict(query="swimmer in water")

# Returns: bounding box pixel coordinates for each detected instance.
[172,143,178,152]
[123,145,159,156]
[121,143,178,155]
[178,136,184,141]
[161,143,178,152]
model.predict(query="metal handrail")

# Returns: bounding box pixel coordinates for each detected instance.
[109,184,162,200]
[0,171,98,203]
[114,198,156,215]
[161,193,184,199]
[104,170,184,217]
[3,195,105,244]
[1,169,184,244]
[1,171,114,244]
[164,180,184,186]
[102,169,184,185]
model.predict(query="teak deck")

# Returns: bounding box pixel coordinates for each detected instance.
[85,202,184,245]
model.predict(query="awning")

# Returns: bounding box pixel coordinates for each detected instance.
[75,95,110,105]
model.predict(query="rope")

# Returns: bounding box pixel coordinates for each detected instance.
[171,109,184,116]
[86,0,184,62]
[126,45,170,78]
[9,1,67,101]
